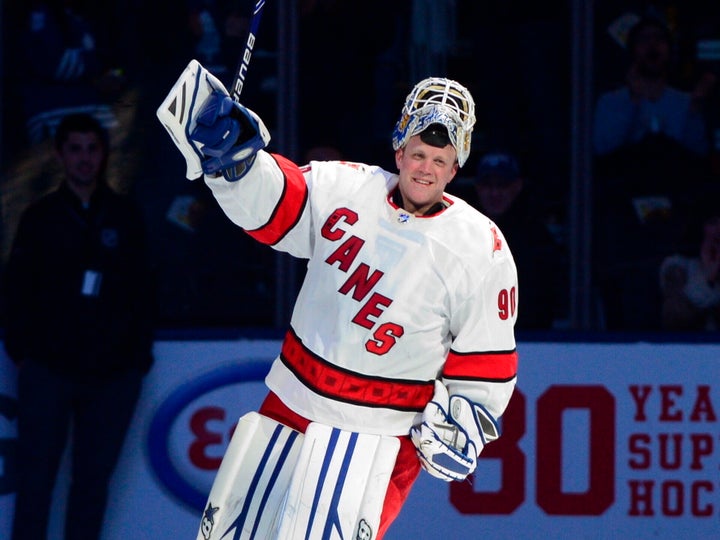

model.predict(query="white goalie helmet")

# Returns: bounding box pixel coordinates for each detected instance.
[392,77,476,167]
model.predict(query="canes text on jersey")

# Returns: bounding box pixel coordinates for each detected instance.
[321,207,404,355]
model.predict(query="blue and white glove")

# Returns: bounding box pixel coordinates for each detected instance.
[189,91,270,180]
[410,381,500,482]
[156,59,270,181]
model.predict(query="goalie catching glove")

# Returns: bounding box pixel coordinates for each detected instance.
[156,59,270,181]
[410,381,500,482]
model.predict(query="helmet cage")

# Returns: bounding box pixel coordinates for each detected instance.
[392,78,476,167]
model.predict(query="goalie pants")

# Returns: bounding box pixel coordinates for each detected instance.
[258,392,421,540]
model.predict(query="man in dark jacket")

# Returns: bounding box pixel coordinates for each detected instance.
[463,151,567,330]
[4,113,155,540]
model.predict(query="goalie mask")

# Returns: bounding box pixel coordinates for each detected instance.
[392,77,476,167]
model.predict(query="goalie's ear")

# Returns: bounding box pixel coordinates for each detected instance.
[156,59,229,180]
[394,146,405,170]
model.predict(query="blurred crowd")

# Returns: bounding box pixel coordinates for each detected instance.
[1,0,719,334]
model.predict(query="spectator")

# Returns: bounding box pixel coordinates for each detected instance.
[8,0,126,146]
[592,14,714,213]
[659,197,720,331]
[592,14,717,330]
[187,0,225,77]
[458,151,566,330]
[3,113,155,540]
[593,14,711,157]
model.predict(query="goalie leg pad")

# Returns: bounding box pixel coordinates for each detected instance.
[196,412,304,540]
[197,413,400,540]
[156,59,229,180]
[276,423,401,540]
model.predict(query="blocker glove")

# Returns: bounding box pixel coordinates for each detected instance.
[410,381,500,482]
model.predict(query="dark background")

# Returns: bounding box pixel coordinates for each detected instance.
[1,0,719,336]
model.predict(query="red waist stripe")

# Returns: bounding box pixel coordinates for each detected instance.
[280,330,434,411]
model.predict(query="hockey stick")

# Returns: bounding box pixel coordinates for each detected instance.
[230,0,267,102]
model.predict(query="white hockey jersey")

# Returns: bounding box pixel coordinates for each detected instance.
[205,151,518,435]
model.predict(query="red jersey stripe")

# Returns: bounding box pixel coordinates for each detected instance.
[245,154,308,245]
[442,350,518,381]
[280,329,434,411]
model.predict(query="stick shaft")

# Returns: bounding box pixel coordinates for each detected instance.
[230,0,266,102]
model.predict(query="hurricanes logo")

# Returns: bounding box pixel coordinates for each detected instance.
[200,502,219,539]
[490,225,502,253]
[356,518,373,540]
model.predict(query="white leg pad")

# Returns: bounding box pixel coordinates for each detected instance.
[196,413,400,540]
[276,423,401,540]
[197,412,304,540]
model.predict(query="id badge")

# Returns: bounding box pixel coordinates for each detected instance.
[81,270,102,297]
